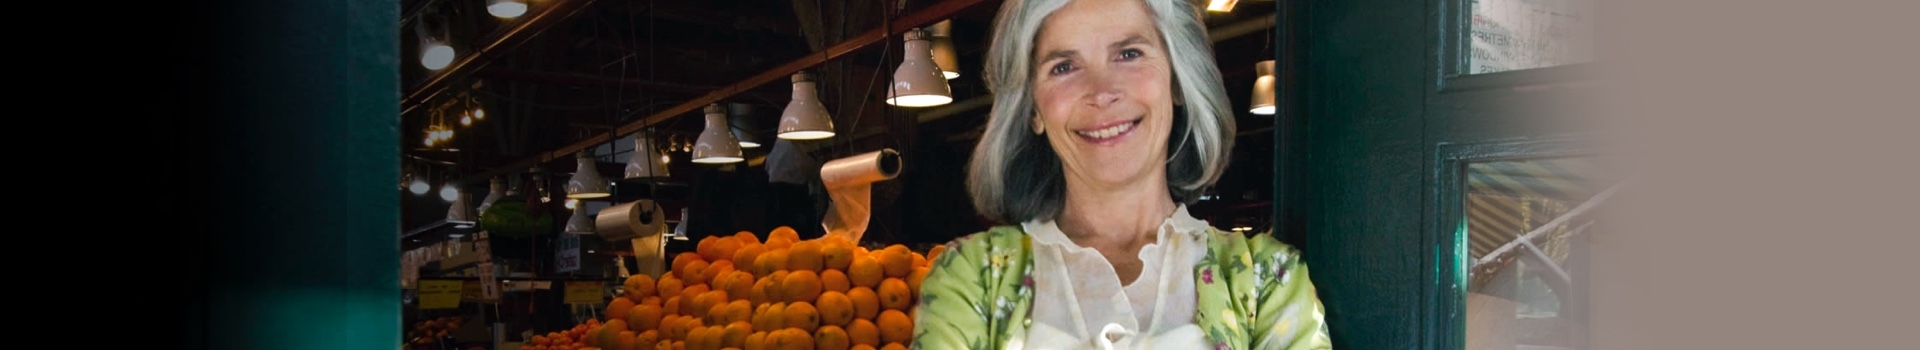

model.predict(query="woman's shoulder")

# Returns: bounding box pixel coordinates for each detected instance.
[1199,228,1306,260]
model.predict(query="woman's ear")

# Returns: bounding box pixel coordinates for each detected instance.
[1031,114,1046,135]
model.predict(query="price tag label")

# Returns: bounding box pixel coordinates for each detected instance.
[477,262,500,301]
[555,233,582,273]
[417,280,463,309]
[564,281,604,304]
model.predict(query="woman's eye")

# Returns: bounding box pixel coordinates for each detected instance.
[1118,48,1143,61]
[1049,61,1075,75]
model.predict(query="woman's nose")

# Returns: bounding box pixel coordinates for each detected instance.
[1085,69,1124,108]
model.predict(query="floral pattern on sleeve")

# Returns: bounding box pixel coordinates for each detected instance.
[1195,231,1333,350]
[910,226,1034,350]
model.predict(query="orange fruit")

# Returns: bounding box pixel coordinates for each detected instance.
[722,300,753,325]
[764,236,795,250]
[664,296,683,317]
[875,310,912,345]
[713,238,745,264]
[813,325,850,350]
[814,291,853,327]
[906,267,930,296]
[734,230,762,245]
[785,240,824,272]
[844,319,879,347]
[638,330,661,346]
[720,271,756,300]
[846,256,883,288]
[684,325,710,350]
[673,253,704,277]
[673,340,687,350]
[698,236,723,261]
[765,271,790,302]
[658,275,686,300]
[782,270,823,303]
[880,343,906,350]
[776,328,816,350]
[754,250,790,277]
[818,270,851,293]
[876,278,912,311]
[695,290,731,319]
[850,346,875,350]
[642,296,663,307]
[910,252,926,269]
[878,247,912,278]
[732,245,768,273]
[721,322,753,349]
[603,319,631,339]
[845,287,880,320]
[749,277,774,305]
[628,304,664,331]
[616,330,639,350]
[925,245,945,265]
[743,332,768,350]
[704,260,736,287]
[769,226,801,243]
[682,260,713,285]
[759,303,788,331]
[852,246,870,258]
[707,303,731,326]
[784,301,821,330]
[820,243,855,271]
[626,274,658,299]
[606,297,637,321]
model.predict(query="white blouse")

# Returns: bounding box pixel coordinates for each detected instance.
[1020,205,1214,350]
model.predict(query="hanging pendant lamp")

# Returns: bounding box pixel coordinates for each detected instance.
[477,177,506,215]
[693,104,745,164]
[1250,60,1276,115]
[566,151,611,199]
[929,20,961,79]
[779,71,836,140]
[486,0,527,18]
[447,189,478,228]
[626,133,670,179]
[886,28,954,107]
[564,206,595,234]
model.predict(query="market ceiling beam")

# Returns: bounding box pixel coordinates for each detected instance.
[457,0,996,186]
[401,0,602,118]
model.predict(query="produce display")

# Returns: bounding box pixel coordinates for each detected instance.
[525,226,941,350]
[407,316,467,348]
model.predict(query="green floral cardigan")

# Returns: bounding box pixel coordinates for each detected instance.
[912,225,1333,350]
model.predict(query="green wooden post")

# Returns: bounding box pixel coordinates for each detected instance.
[181,0,401,348]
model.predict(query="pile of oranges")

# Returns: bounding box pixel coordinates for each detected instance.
[522,226,943,350]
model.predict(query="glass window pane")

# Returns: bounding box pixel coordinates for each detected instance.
[1470,0,1595,74]
[1465,156,1613,350]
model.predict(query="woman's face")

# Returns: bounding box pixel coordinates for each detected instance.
[1031,0,1176,193]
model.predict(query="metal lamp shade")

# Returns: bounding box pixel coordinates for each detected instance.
[566,152,611,199]
[930,20,961,79]
[625,135,670,179]
[693,104,744,164]
[886,29,953,107]
[779,72,836,140]
[1250,60,1276,115]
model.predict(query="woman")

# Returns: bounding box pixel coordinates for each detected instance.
[912,0,1332,349]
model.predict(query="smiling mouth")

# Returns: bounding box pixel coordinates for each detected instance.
[1075,118,1142,141]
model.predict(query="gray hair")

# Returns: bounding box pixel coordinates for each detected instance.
[967,0,1236,224]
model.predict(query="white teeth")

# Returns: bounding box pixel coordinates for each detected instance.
[1076,121,1135,139]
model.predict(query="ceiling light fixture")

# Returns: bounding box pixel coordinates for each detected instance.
[565,151,611,199]
[886,28,953,107]
[487,0,527,19]
[1251,60,1276,115]
[626,132,670,179]
[1207,0,1239,12]
[778,71,836,140]
[929,20,961,79]
[693,104,744,164]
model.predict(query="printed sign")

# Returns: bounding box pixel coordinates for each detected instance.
[564,281,605,304]
[418,280,464,309]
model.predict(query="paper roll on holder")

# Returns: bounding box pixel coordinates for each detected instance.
[819,149,902,243]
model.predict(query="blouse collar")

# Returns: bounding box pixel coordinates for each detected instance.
[1023,204,1212,247]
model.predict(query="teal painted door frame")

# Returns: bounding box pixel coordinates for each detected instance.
[1286,0,1600,348]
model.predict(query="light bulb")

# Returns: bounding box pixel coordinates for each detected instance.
[421,43,455,70]
[439,183,459,202]
[408,178,431,195]
[461,115,473,126]
[565,199,579,210]
[472,108,485,120]
[1250,60,1276,115]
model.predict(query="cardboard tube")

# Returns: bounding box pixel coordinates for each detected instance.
[597,200,667,277]
[819,149,902,243]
